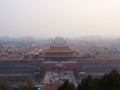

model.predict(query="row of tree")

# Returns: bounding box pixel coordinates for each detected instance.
[58,69,120,90]
[58,80,76,90]
[0,77,37,90]
[0,67,45,90]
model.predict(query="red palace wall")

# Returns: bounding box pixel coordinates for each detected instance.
[41,63,79,70]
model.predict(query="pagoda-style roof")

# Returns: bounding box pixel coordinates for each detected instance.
[43,37,76,59]
[44,53,76,58]
[43,47,74,53]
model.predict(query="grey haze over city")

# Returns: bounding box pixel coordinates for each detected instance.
[0,0,120,38]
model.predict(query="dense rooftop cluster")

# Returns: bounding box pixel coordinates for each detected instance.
[0,37,120,89]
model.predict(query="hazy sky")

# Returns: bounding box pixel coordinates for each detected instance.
[0,0,120,38]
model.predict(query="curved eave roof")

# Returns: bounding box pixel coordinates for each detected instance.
[43,47,75,53]
[44,54,76,58]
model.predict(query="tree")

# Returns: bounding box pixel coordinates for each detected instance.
[77,69,120,90]
[18,82,28,90]
[18,77,37,90]
[62,80,70,90]
[18,81,37,90]
[23,55,29,59]
[100,69,120,90]
[70,83,76,90]
[82,53,93,59]
[58,80,76,90]
[94,79,100,90]
[26,77,35,89]
[77,84,81,90]
[39,67,45,79]
[32,54,39,59]
[100,73,109,90]
[73,68,80,80]
[80,75,95,90]
[0,78,8,90]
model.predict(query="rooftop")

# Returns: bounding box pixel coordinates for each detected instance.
[51,37,67,47]
[44,47,74,53]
